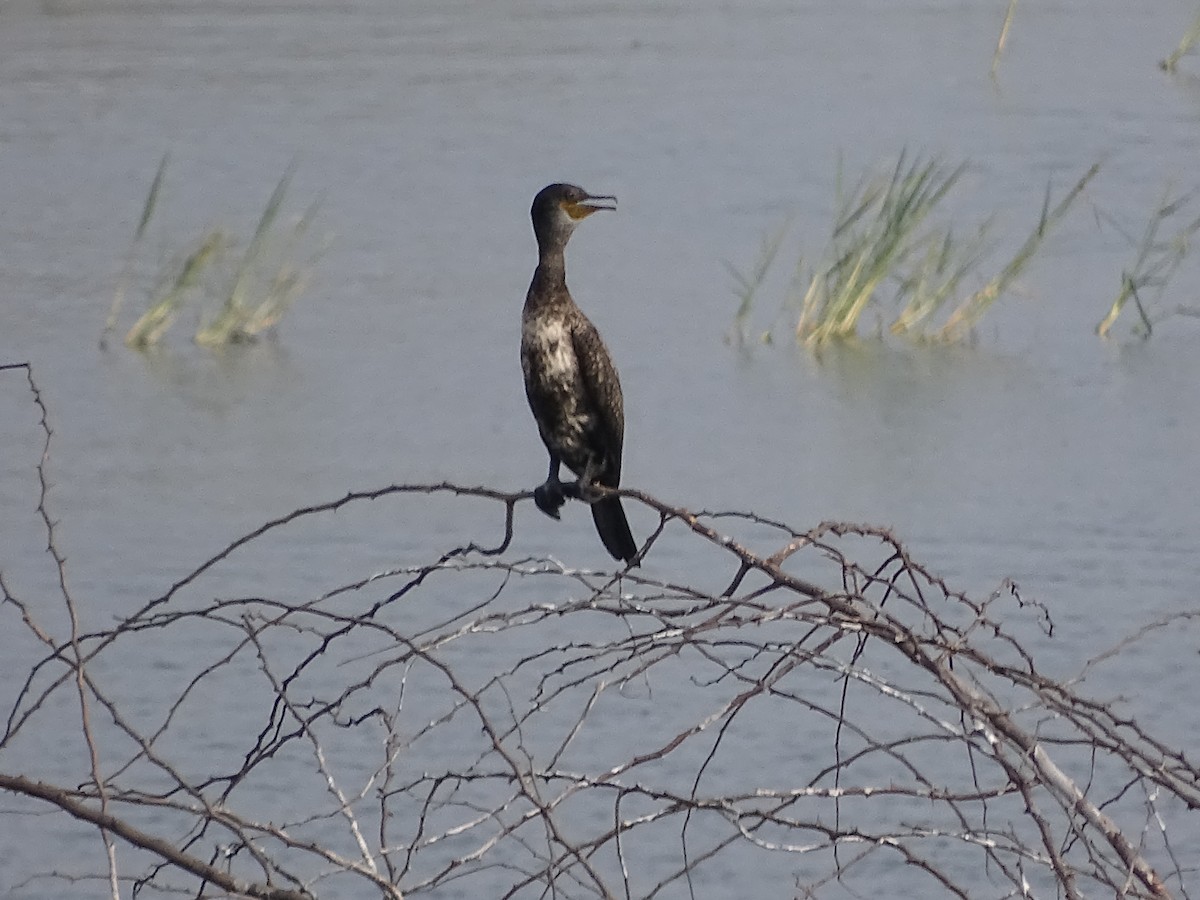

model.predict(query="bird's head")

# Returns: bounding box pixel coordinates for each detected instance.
[531,183,617,252]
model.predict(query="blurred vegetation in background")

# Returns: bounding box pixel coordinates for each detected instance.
[1095,185,1200,339]
[728,154,1098,347]
[102,156,326,351]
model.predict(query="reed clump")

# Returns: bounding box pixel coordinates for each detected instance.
[1096,185,1200,339]
[729,154,1098,346]
[102,157,324,350]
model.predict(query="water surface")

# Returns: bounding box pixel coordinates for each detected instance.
[2,0,1199,895]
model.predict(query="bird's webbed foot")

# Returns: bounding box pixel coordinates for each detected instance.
[534,478,592,517]
[534,479,567,519]
[532,454,604,516]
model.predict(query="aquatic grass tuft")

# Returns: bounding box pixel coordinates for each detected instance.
[125,232,224,348]
[890,223,991,336]
[936,163,1099,342]
[1161,10,1200,73]
[103,153,169,349]
[110,159,323,350]
[731,155,1099,346]
[195,167,325,346]
[795,154,966,343]
[1096,185,1200,339]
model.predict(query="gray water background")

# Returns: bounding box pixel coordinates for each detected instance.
[2,0,1200,896]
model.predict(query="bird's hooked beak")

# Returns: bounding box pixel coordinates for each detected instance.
[564,193,617,220]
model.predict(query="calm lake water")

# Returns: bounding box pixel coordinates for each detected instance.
[2,0,1199,896]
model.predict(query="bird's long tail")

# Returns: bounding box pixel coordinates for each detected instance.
[592,496,638,564]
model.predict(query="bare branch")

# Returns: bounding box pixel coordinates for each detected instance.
[2,362,1196,898]
[0,773,312,900]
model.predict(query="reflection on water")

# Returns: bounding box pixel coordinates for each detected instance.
[2,0,1199,894]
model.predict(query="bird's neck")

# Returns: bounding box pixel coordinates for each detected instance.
[528,248,569,309]
[536,244,567,281]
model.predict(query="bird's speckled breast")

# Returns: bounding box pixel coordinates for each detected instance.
[521,317,596,474]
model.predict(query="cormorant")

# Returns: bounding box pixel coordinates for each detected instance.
[521,183,638,564]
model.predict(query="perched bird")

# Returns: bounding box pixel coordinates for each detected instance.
[520,183,638,564]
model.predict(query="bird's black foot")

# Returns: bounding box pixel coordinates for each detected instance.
[534,481,566,519]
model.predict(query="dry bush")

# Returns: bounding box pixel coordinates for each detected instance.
[1,361,1197,899]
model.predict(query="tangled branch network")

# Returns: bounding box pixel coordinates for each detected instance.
[1,362,1198,899]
